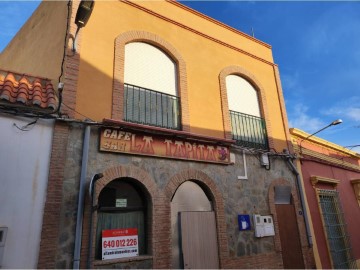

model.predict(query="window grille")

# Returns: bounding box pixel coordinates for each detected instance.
[318,189,356,269]
[230,110,268,150]
[124,83,180,130]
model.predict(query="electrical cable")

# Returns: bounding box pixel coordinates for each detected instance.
[13,118,39,131]
[59,0,72,84]
[61,102,95,122]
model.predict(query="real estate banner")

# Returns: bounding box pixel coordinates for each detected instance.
[102,228,139,260]
[99,128,230,164]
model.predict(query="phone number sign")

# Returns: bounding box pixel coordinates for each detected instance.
[102,228,139,260]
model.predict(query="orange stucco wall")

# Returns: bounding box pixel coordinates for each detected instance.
[0,1,67,82]
[75,1,289,150]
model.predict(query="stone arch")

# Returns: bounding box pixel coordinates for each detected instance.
[219,66,273,149]
[95,165,157,201]
[113,30,189,132]
[164,169,228,268]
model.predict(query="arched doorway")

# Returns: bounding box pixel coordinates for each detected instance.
[171,181,219,269]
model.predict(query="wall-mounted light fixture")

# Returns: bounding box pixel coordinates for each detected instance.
[72,0,95,52]
[299,119,343,154]
[75,0,95,28]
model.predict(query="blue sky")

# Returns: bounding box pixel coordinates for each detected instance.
[1,1,359,152]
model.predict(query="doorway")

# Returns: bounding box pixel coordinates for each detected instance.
[180,211,219,269]
[275,192,305,269]
[171,181,219,269]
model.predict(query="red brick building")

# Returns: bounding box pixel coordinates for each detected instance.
[291,128,360,269]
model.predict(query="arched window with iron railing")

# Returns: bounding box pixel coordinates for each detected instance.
[123,42,180,130]
[225,74,268,150]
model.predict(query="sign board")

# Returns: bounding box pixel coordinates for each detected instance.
[99,128,230,164]
[102,228,138,260]
[116,199,127,208]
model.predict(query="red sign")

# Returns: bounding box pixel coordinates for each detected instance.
[102,228,138,260]
[100,128,230,164]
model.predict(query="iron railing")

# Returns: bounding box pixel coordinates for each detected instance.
[124,83,180,130]
[230,110,268,150]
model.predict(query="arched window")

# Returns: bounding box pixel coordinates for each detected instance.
[226,75,260,116]
[95,178,148,259]
[225,74,268,150]
[123,42,180,130]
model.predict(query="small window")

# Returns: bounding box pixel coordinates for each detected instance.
[95,179,148,259]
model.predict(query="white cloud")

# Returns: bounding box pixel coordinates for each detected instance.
[288,103,326,133]
[322,97,360,123]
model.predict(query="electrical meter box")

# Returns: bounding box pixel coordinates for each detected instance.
[254,215,275,237]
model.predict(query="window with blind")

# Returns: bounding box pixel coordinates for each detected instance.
[124,42,180,130]
[318,189,355,269]
[95,179,148,259]
[226,75,268,150]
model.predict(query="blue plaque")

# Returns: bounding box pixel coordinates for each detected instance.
[238,215,251,231]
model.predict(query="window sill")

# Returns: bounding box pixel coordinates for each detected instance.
[93,255,153,266]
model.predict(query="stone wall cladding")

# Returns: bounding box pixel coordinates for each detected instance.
[44,125,314,268]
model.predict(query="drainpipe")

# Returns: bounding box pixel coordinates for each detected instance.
[87,172,103,269]
[73,124,91,269]
[286,155,313,247]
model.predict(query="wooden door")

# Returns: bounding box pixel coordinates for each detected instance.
[180,211,219,269]
[276,204,305,269]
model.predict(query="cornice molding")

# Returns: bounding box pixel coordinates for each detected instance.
[293,145,360,172]
[290,128,360,158]
[311,176,340,187]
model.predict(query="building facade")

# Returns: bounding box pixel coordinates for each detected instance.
[291,128,360,269]
[1,1,315,268]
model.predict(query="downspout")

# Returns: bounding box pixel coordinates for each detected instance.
[286,155,313,247]
[73,124,91,269]
[87,172,103,269]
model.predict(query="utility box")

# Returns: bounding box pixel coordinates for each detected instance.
[0,227,8,267]
[254,215,275,237]
[260,153,269,166]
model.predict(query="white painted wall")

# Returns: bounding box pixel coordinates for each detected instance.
[226,75,261,117]
[0,115,54,268]
[125,42,177,96]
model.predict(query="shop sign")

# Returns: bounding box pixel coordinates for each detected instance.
[100,128,230,164]
[102,228,138,260]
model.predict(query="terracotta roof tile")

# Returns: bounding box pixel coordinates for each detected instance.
[0,70,58,111]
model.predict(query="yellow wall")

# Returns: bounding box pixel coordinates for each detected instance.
[0,1,68,82]
[74,1,289,150]
[0,0,289,150]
